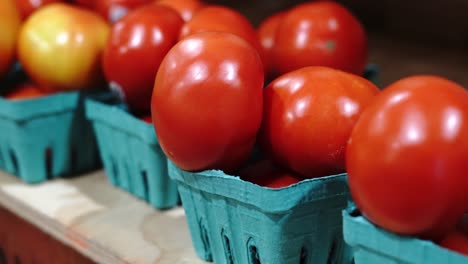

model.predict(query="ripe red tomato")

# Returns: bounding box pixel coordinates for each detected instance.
[440,230,468,256]
[273,1,367,75]
[257,11,284,79]
[17,3,110,92]
[0,0,21,79]
[347,76,468,239]
[6,82,49,100]
[179,5,265,68]
[152,32,264,172]
[155,0,204,22]
[102,5,183,113]
[95,0,152,23]
[261,66,378,178]
[141,115,152,123]
[14,0,62,20]
[239,159,301,188]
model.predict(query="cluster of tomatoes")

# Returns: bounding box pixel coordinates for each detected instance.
[1,0,468,258]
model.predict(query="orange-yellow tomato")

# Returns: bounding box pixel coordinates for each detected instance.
[17,3,110,92]
[0,0,21,78]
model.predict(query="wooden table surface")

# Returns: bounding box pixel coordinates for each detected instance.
[0,170,207,264]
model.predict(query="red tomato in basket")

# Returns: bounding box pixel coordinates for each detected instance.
[6,82,49,100]
[257,11,285,79]
[0,0,21,79]
[95,0,152,23]
[141,115,152,123]
[155,0,204,22]
[152,32,264,172]
[347,76,468,239]
[273,1,367,75]
[239,159,301,188]
[102,5,183,113]
[260,66,379,178]
[179,5,266,69]
[440,230,468,256]
[14,0,62,20]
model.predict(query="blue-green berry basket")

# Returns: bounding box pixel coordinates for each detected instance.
[0,91,109,183]
[85,100,179,209]
[169,161,353,264]
[343,207,468,264]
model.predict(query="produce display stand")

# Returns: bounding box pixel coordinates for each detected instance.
[0,170,205,264]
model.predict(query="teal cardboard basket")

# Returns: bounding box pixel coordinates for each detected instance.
[85,100,179,209]
[169,161,353,264]
[0,91,105,183]
[343,208,468,264]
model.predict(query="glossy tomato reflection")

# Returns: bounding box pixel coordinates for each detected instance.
[273,1,367,75]
[179,5,265,68]
[17,3,110,92]
[261,66,379,178]
[152,32,264,172]
[95,0,152,23]
[155,0,204,22]
[347,76,468,239]
[102,5,183,112]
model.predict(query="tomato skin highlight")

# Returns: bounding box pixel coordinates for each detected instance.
[102,5,183,112]
[273,1,367,75]
[152,32,264,173]
[260,66,379,178]
[347,76,468,239]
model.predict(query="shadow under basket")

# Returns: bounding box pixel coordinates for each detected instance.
[342,208,468,264]
[169,161,353,264]
[0,91,104,184]
[85,100,179,209]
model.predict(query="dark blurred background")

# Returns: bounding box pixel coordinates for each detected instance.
[209,0,468,87]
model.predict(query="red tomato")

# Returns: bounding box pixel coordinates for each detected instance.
[14,0,62,20]
[102,5,183,113]
[72,0,95,8]
[95,0,152,23]
[347,76,468,239]
[239,159,301,188]
[261,66,378,178]
[141,115,152,123]
[17,3,110,92]
[0,0,21,78]
[6,82,49,100]
[155,0,204,22]
[257,11,284,79]
[152,32,264,172]
[273,1,367,75]
[179,5,265,69]
[440,230,468,256]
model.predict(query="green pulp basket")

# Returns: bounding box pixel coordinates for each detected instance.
[169,161,353,264]
[85,100,179,209]
[343,208,468,264]
[0,91,103,183]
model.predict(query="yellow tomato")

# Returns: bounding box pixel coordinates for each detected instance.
[17,3,110,91]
